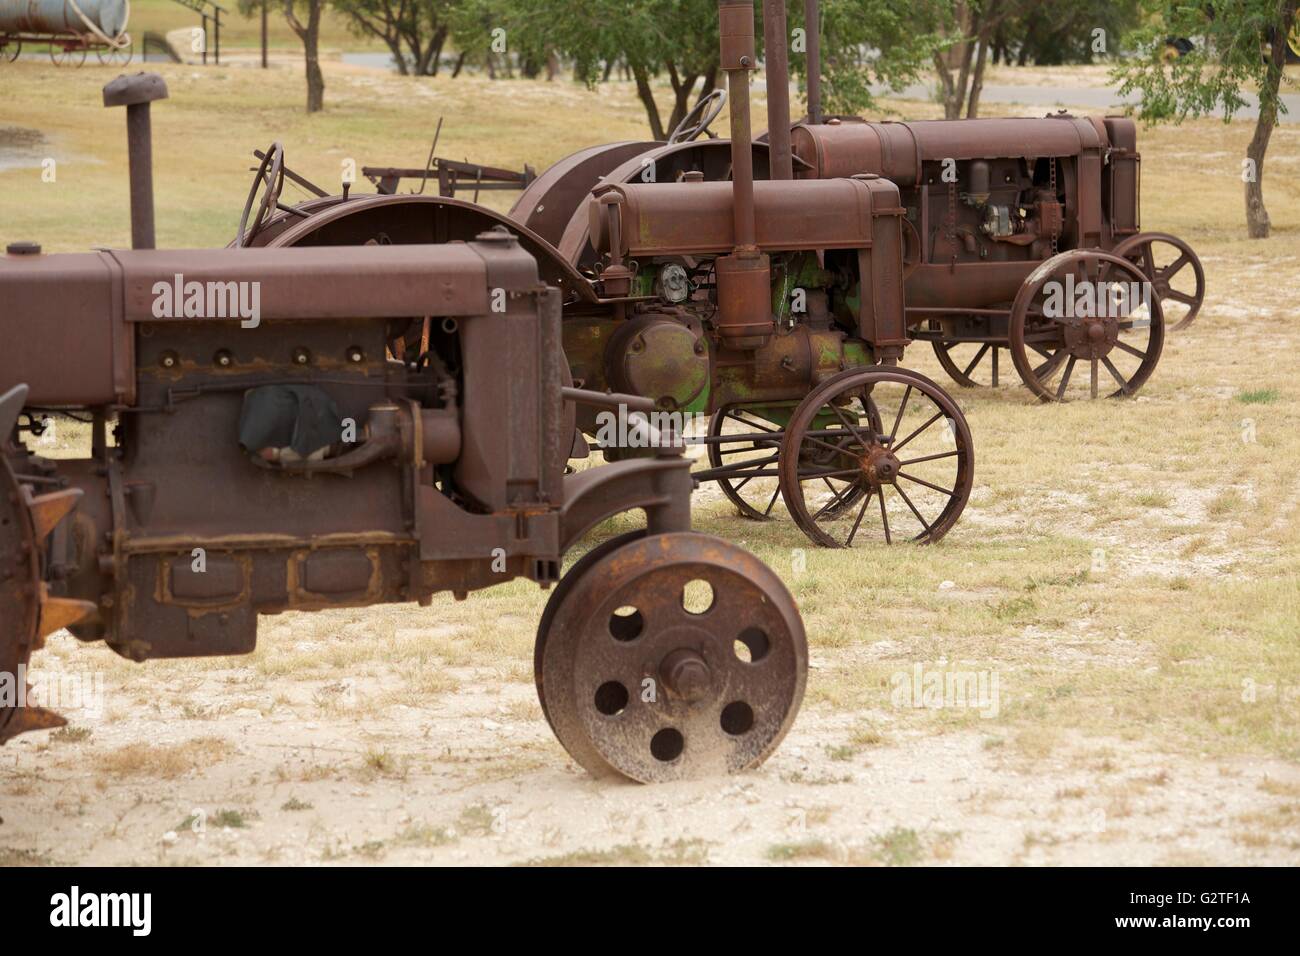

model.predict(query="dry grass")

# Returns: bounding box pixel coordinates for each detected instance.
[95,736,233,778]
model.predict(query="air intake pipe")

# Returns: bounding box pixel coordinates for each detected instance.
[715,0,773,350]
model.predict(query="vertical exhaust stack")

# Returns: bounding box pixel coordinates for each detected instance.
[763,0,793,180]
[103,73,169,250]
[804,0,821,124]
[715,0,773,350]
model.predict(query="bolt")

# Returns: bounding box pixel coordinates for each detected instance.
[659,648,712,702]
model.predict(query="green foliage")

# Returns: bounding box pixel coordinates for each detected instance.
[1112,0,1297,125]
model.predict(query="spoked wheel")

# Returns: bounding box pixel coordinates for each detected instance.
[1009,250,1165,402]
[705,406,785,520]
[535,532,806,782]
[49,43,87,67]
[931,339,1010,389]
[779,367,974,546]
[96,40,133,66]
[1113,232,1205,331]
[0,387,96,744]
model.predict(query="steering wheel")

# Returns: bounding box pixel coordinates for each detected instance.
[667,89,727,144]
[238,142,286,248]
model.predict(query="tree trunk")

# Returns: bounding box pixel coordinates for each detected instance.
[966,29,992,118]
[546,50,560,81]
[452,50,466,79]
[1245,3,1294,238]
[284,0,324,113]
[630,61,665,140]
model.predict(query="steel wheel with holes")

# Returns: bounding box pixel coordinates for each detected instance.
[779,367,974,546]
[1008,250,1165,402]
[535,532,806,782]
[705,405,787,520]
[1112,232,1205,331]
[534,529,645,737]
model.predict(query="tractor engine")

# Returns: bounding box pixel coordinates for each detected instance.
[579,176,909,417]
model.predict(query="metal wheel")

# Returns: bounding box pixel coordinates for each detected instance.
[1,40,20,63]
[1113,231,1205,331]
[0,448,42,743]
[536,532,806,783]
[49,43,87,67]
[96,40,133,66]
[534,529,645,735]
[931,338,1009,389]
[779,367,974,546]
[1008,250,1165,402]
[1,386,96,744]
[705,406,785,520]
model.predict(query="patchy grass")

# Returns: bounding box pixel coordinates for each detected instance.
[95,737,232,778]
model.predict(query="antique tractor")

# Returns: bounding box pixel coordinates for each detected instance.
[507,0,1201,404]
[787,114,1205,401]
[232,0,976,549]
[0,74,811,784]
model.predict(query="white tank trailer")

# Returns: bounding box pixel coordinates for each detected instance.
[0,0,129,39]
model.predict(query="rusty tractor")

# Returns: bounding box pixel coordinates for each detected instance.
[787,114,1204,402]
[232,0,977,549]
[0,74,812,784]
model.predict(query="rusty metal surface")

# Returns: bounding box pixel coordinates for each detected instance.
[555,139,774,268]
[0,406,41,742]
[536,531,806,782]
[264,193,599,305]
[589,178,897,257]
[509,141,658,246]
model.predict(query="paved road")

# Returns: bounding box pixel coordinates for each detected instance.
[891,82,1300,124]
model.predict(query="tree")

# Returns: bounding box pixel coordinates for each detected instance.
[1112,0,1299,237]
[913,0,1027,119]
[508,0,722,139]
[807,0,948,118]
[994,0,1141,66]
[333,0,458,76]
[284,0,327,112]
[503,0,940,137]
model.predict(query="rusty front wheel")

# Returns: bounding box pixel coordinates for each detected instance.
[535,532,806,783]
[779,367,974,546]
[1113,232,1205,332]
[1008,250,1165,402]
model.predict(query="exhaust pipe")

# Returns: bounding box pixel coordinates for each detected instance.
[763,0,793,180]
[103,73,169,250]
[715,0,772,350]
[804,0,821,124]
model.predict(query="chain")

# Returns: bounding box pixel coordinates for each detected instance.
[1049,157,1059,256]
[947,180,958,269]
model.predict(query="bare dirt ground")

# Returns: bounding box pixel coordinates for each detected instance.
[2,62,1299,866]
